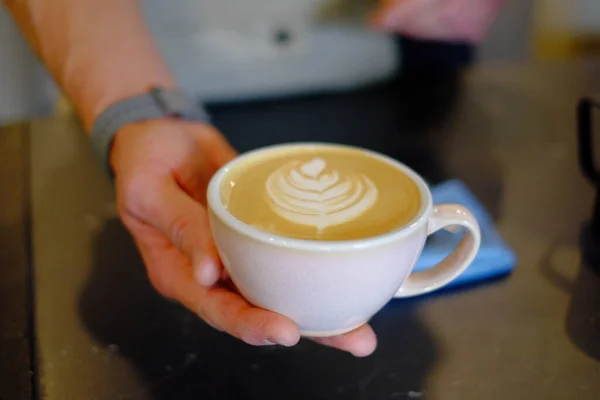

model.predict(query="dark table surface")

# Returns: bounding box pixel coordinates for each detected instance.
[0,124,32,400]
[3,59,600,399]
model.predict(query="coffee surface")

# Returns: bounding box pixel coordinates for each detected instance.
[221,146,422,241]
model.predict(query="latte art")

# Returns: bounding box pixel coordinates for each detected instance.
[222,145,422,241]
[265,158,378,232]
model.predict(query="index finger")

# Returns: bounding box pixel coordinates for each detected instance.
[127,175,222,286]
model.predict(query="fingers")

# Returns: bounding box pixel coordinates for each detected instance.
[127,176,222,287]
[199,287,301,347]
[136,235,301,347]
[311,324,378,357]
[129,221,374,355]
[199,125,238,167]
[372,0,503,43]
[116,122,239,288]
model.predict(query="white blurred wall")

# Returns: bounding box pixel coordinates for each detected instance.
[141,0,397,102]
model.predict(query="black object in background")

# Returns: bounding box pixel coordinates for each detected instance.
[398,36,475,71]
[577,97,600,268]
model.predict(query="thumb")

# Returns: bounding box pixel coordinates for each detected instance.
[135,177,222,287]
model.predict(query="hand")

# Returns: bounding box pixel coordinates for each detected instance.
[372,0,505,44]
[110,119,377,356]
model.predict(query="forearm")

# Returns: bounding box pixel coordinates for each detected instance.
[4,0,175,131]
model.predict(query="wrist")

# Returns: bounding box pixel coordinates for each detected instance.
[66,55,177,132]
[108,119,167,177]
[109,119,213,178]
[90,88,211,176]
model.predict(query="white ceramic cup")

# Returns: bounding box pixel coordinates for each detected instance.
[207,143,481,337]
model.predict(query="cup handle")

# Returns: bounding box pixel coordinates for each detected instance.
[394,204,481,298]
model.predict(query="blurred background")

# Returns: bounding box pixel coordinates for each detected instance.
[1,0,600,125]
[3,2,600,399]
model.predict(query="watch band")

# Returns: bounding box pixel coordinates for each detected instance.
[90,87,211,175]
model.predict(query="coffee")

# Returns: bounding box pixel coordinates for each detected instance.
[220,145,422,241]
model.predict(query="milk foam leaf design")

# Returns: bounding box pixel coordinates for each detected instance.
[300,158,326,177]
[265,158,378,231]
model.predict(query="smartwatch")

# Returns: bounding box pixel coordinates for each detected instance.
[90,87,211,175]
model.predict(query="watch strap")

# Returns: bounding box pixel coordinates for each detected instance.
[90,87,211,175]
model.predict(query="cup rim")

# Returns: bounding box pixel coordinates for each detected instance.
[207,143,433,251]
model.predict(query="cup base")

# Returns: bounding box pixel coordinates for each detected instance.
[300,321,368,338]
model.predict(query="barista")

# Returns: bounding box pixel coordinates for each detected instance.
[3,0,504,357]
